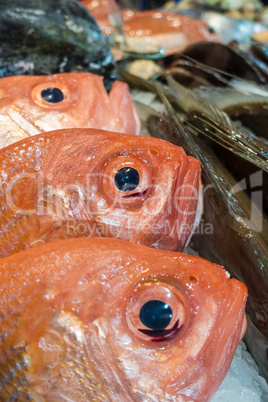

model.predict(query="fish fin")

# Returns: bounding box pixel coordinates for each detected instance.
[166,75,268,173]
[229,78,268,96]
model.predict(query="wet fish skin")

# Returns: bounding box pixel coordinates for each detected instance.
[0,128,201,257]
[0,237,248,401]
[0,0,116,81]
[0,72,141,148]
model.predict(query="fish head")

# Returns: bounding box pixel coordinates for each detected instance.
[37,129,202,251]
[0,129,200,255]
[0,238,247,400]
[0,73,140,148]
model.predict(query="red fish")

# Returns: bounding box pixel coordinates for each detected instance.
[0,128,201,257]
[121,10,220,54]
[0,237,248,401]
[0,72,141,148]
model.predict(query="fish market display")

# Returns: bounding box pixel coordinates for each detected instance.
[145,82,268,379]
[78,4,219,55]
[0,237,248,400]
[117,64,268,379]
[0,128,202,257]
[0,0,116,82]
[0,72,141,148]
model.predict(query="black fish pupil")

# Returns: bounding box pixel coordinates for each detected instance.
[114,167,139,192]
[139,300,173,330]
[41,87,64,103]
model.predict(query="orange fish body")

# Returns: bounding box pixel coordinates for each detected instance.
[121,10,219,54]
[0,72,140,148]
[0,128,201,257]
[0,237,248,401]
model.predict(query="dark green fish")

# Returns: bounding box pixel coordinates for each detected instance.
[0,0,116,82]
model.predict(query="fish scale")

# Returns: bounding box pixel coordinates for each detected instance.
[0,348,31,401]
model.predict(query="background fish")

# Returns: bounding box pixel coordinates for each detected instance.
[177,9,267,44]
[0,72,141,148]
[0,237,248,401]
[121,9,220,54]
[0,0,116,82]
[0,128,201,257]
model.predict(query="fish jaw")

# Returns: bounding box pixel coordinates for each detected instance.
[0,238,247,400]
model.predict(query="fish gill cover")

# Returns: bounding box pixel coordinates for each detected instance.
[0,0,116,83]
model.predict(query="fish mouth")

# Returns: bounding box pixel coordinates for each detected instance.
[122,189,147,199]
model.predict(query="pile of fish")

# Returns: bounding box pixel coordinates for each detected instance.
[0,0,267,400]
[117,9,268,385]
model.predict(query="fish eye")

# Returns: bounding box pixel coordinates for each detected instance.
[139,300,173,335]
[126,283,187,342]
[31,82,71,108]
[114,166,140,192]
[41,87,64,103]
[207,25,215,34]
[101,155,151,207]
